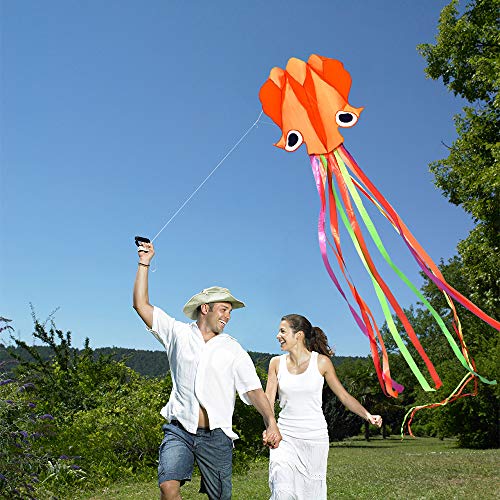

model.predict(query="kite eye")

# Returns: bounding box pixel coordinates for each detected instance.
[285,130,303,152]
[335,111,358,128]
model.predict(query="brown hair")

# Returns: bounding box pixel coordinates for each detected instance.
[196,303,215,318]
[282,314,334,357]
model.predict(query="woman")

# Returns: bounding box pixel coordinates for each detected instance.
[264,314,382,499]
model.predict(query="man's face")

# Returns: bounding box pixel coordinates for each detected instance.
[204,302,233,334]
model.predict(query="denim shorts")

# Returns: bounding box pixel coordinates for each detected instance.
[158,421,233,499]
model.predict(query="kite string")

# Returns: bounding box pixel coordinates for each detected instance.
[151,110,264,243]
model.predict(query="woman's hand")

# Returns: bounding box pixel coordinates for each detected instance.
[262,428,281,449]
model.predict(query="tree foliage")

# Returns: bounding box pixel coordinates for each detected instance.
[389,0,500,449]
[2,316,167,493]
[417,0,499,315]
[1,315,284,495]
[0,316,83,499]
[418,0,499,105]
[382,266,499,447]
[8,318,140,419]
[418,260,499,448]
[321,358,401,441]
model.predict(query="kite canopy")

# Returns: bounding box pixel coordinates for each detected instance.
[259,54,363,155]
[259,54,498,435]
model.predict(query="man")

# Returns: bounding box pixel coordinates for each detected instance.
[133,241,281,500]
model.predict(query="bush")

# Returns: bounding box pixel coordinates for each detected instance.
[9,317,142,419]
[47,375,171,485]
[2,315,174,494]
[232,366,276,473]
[0,363,84,498]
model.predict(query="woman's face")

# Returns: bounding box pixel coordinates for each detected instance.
[276,320,302,351]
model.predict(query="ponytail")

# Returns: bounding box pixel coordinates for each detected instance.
[309,326,334,357]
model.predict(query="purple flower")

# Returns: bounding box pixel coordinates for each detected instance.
[39,414,54,420]
[19,431,28,439]
[59,455,69,460]
[70,465,81,470]
[28,402,36,408]
[0,379,14,386]
[5,400,15,405]
[18,382,35,392]
[0,473,6,481]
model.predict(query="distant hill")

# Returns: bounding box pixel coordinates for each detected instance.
[0,344,363,378]
[0,344,169,378]
[248,351,363,373]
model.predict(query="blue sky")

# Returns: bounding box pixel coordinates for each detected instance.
[1,0,473,357]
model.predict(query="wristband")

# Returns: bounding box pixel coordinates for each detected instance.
[138,262,150,267]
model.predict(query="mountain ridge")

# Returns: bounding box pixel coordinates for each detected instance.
[0,344,365,378]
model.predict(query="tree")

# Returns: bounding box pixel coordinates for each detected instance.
[405,0,500,448]
[417,0,500,316]
[419,261,499,447]
[321,358,399,441]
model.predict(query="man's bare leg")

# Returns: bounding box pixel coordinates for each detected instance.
[160,480,182,500]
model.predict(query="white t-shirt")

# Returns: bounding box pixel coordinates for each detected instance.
[149,306,262,440]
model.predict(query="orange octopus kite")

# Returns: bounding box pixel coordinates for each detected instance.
[259,55,498,433]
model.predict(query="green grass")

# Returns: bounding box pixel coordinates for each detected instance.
[75,437,499,499]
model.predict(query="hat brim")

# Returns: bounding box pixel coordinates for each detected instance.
[182,291,245,320]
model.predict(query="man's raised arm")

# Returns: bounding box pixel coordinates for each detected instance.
[133,241,155,329]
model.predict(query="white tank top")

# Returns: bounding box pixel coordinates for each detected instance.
[276,351,328,439]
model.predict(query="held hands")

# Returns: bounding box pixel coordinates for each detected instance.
[262,424,282,449]
[367,414,383,428]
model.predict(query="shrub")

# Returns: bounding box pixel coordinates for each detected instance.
[0,362,84,498]
[49,375,171,485]
[9,317,141,419]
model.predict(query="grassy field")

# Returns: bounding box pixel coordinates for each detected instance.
[76,437,499,499]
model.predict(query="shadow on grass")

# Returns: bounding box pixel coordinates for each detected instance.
[332,443,399,449]
[331,436,458,451]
